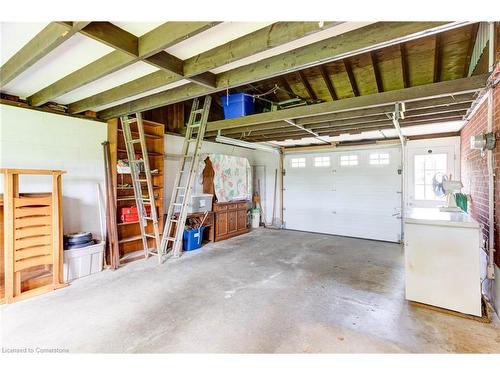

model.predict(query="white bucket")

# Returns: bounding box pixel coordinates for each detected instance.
[251,211,260,229]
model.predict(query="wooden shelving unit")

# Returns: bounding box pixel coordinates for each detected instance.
[107,118,165,262]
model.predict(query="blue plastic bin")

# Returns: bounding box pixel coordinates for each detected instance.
[183,227,206,251]
[221,93,255,119]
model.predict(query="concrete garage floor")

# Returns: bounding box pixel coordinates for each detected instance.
[2,228,500,353]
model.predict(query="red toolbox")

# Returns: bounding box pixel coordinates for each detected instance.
[119,205,152,223]
[120,213,139,223]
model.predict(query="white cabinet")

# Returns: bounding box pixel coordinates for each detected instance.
[404,208,482,316]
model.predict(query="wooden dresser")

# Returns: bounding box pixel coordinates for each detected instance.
[213,201,249,242]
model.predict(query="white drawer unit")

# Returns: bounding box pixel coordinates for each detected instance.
[404,208,482,316]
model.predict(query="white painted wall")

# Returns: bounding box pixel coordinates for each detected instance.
[0,104,107,239]
[164,134,281,224]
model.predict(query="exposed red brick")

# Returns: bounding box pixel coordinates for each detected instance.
[460,84,500,266]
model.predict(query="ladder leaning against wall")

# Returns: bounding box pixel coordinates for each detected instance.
[159,96,212,261]
[119,113,162,261]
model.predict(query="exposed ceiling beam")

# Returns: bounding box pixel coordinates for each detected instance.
[67,21,341,114]
[189,72,217,89]
[295,92,476,126]
[297,70,317,100]
[79,22,138,56]
[1,22,89,86]
[307,101,473,131]
[370,51,383,92]
[400,43,410,88]
[343,59,359,96]
[245,115,465,142]
[99,21,463,119]
[202,74,486,132]
[207,97,474,139]
[433,34,442,83]
[464,23,480,77]
[319,65,337,100]
[243,108,468,140]
[278,76,296,99]
[28,22,219,107]
[143,51,184,76]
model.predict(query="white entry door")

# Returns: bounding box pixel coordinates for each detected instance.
[406,138,460,209]
[283,147,402,242]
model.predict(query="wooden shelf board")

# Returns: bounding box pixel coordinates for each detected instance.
[117,128,162,139]
[118,234,143,244]
[117,148,163,157]
[120,249,146,263]
[117,186,162,190]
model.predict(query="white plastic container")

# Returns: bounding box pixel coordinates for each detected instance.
[251,210,260,229]
[180,193,213,213]
[63,241,104,282]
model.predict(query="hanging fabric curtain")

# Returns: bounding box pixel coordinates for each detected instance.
[198,153,252,202]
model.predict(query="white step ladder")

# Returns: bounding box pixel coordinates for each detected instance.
[120,113,162,261]
[160,96,212,259]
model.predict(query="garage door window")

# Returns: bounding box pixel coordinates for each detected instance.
[291,158,306,168]
[314,156,330,167]
[340,155,358,166]
[414,153,447,200]
[369,153,390,165]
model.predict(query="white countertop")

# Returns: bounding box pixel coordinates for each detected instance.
[405,207,480,229]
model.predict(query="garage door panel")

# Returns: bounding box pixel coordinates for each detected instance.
[284,147,401,243]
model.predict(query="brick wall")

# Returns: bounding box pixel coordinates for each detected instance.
[460,83,500,266]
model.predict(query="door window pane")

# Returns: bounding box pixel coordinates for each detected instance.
[414,154,447,200]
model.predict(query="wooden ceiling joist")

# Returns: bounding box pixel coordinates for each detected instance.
[203,74,486,133]
[79,22,139,56]
[97,22,453,119]
[400,43,410,88]
[240,108,468,140]
[343,59,359,96]
[296,93,474,129]
[297,71,317,100]
[0,22,89,86]
[27,22,219,107]
[433,34,442,83]
[370,51,383,92]
[278,76,296,99]
[67,22,340,114]
[319,65,337,100]
[245,114,466,143]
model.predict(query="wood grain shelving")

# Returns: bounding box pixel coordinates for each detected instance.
[107,118,165,263]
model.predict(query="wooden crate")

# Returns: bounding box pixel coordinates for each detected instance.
[1,169,66,304]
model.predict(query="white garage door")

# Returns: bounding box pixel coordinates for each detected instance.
[283,146,402,242]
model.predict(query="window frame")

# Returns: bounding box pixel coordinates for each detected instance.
[290,157,306,168]
[340,154,358,167]
[313,156,331,167]
[369,152,390,165]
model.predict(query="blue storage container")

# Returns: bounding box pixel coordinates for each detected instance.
[221,93,255,119]
[183,227,206,251]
